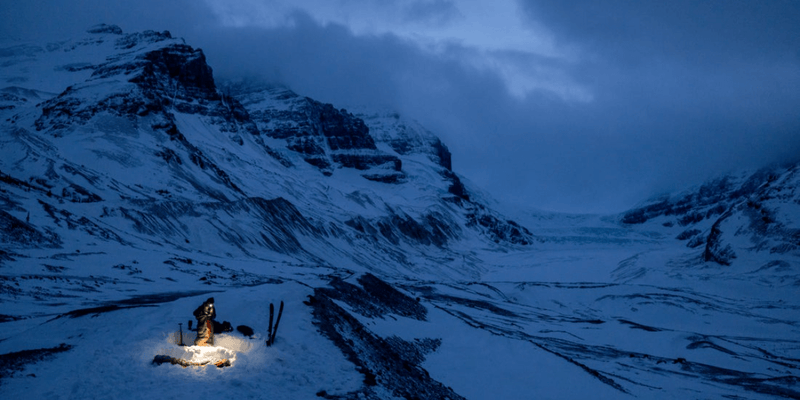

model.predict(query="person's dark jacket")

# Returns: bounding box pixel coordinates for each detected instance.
[193,297,216,346]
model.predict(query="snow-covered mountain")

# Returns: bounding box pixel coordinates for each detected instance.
[1,25,798,399]
[620,165,800,276]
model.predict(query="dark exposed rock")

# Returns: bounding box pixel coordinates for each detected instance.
[36,33,262,143]
[0,87,42,110]
[430,138,453,171]
[317,104,374,151]
[318,274,426,320]
[310,275,464,400]
[676,229,701,241]
[133,44,217,98]
[345,211,459,247]
[37,201,124,243]
[331,154,400,171]
[0,344,73,380]
[237,87,405,175]
[114,30,172,50]
[687,235,706,248]
[424,293,519,318]
[0,170,47,195]
[466,207,534,246]
[618,319,662,332]
[59,184,101,203]
[357,273,427,320]
[383,336,442,366]
[384,134,450,170]
[621,170,776,225]
[678,212,705,226]
[0,210,61,248]
[703,212,736,266]
[674,165,800,264]
[361,172,406,184]
[287,136,326,156]
[357,111,453,170]
[59,304,156,319]
[155,148,182,165]
[120,197,318,254]
[442,169,469,200]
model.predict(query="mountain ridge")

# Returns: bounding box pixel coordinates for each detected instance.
[0,24,535,283]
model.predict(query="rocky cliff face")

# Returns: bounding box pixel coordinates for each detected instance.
[232,85,405,182]
[0,25,533,283]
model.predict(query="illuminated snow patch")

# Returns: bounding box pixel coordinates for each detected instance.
[213,334,255,353]
[156,333,253,367]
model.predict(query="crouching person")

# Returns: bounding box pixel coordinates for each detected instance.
[193,297,216,346]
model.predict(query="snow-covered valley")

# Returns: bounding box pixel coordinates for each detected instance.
[1,25,798,399]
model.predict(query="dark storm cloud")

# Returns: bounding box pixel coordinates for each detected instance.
[511,0,800,210]
[521,0,800,64]
[2,1,799,213]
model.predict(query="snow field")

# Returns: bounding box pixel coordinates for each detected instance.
[0,282,364,400]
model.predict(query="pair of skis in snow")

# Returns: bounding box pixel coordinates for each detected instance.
[266,301,283,346]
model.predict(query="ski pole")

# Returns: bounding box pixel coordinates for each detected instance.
[179,323,184,346]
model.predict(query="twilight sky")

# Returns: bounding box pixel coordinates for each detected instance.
[3,1,799,213]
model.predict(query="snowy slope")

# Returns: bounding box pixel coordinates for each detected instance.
[1,25,798,399]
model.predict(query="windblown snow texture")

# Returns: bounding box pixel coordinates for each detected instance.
[0,25,798,399]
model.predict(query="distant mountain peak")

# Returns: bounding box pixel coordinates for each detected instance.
[86,23,124,35]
